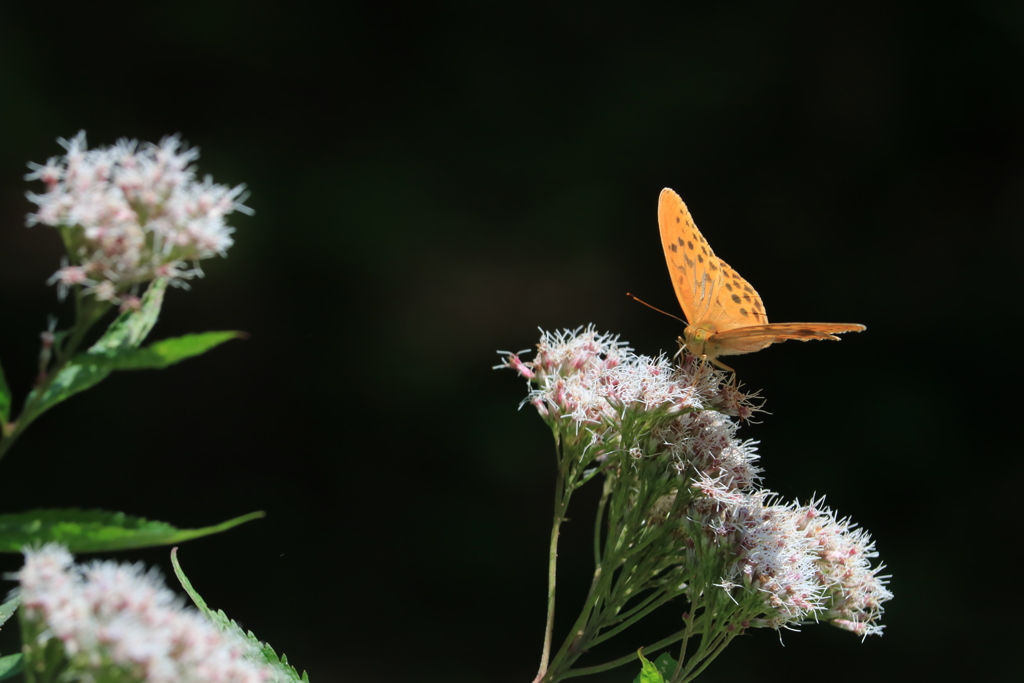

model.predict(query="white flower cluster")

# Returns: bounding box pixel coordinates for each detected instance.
[501,326,705,427]
[15,544,276,683]
[706,494,893,635]
[25,132,250,302]
[797,501,893,636]
[501,327,891,634]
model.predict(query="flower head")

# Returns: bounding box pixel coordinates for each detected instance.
[14,543,276,683]
[26,131,250,301]
[498,326,762,460]
[502,327,703,422]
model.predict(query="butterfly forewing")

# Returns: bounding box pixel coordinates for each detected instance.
[658,188,722,327]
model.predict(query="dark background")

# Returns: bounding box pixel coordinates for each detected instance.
[0,2,1020,681]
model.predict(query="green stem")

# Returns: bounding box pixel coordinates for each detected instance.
[592,476,612,567]
[674,607,696,679]
[546,463,667,680]
[0,291,110,463]
[586,587,674,648]
[676,630,735,683]
[673,604,730,682]
[546,490,646,678]
[534,440,572,683]
[556,626,692,680]
[543,548,615,681]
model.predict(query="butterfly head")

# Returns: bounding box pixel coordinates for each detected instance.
[682,324,716,359]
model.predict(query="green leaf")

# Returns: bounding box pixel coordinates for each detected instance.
[635,652,665,683]
[87,331,244,370]
[0,509,265,553]
[24,329,239,416]
[0,359,10,424]
[0,654,23,681]
[172,549,310,682]
[88,278,168,353]
[0,597,19,627]
[29,330,240,416]
[17,280,241,430]
[633,650,677,683]
[24,359,112,422]
[19,279,169,425]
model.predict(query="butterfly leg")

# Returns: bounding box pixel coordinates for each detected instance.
[692,353,738,383]
[709,356,736,374]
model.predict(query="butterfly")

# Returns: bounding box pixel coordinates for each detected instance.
[658,187,865,371]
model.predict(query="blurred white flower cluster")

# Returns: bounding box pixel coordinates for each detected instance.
[15,544,275,683]
[500,326,891,636]
[25,132,251,303]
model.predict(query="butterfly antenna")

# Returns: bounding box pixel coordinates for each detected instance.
[625,292,687,325]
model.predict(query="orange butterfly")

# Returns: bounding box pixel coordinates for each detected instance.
[658,187,865,371]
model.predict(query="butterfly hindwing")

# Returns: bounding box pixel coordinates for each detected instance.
[704,258,768,332]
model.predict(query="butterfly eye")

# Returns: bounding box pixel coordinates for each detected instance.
[689,328,708,342]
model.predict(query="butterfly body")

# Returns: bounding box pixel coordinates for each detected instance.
[658,188,865,370]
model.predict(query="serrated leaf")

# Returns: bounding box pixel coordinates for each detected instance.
[0,597,19,627]
[88,331,243,370]
[0,359,10,424]
[172,549,310,682]
[633,651,677,683]
[0,509,264,553]
[0,654,23,681]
